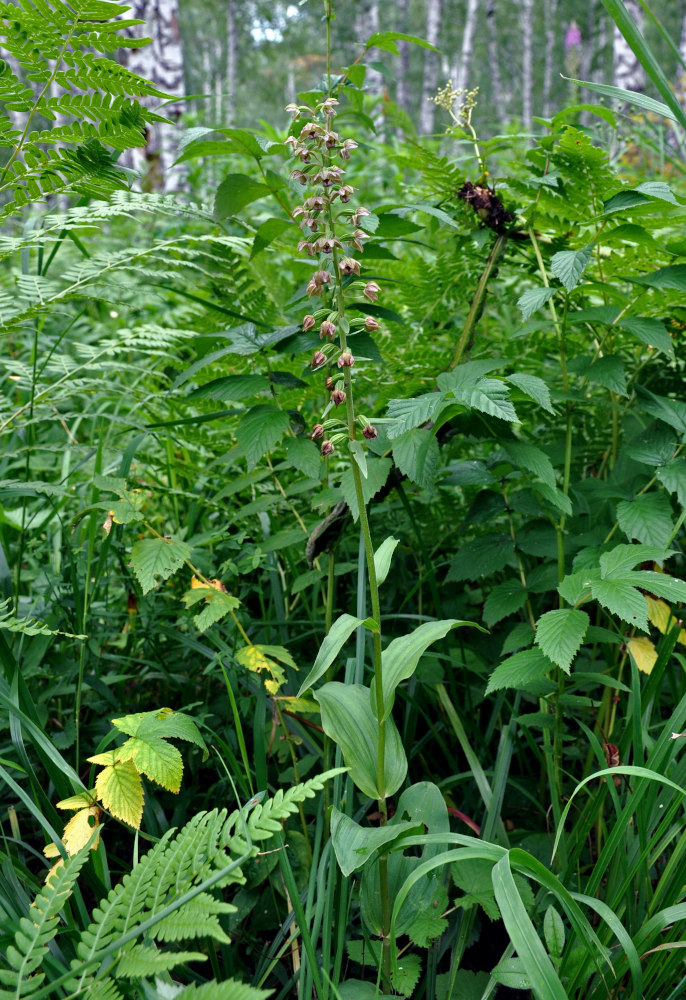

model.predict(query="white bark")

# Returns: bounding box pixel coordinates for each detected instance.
[613,0,644,93]
[419,0,443,134]
[519,0,534,130]
[454,0,480,96]
[543,0,559,117]
[355,0,383,104]
[395,0,411,125]
[485,0,506,122]
[122,0,185,190]
[226,0,237,124]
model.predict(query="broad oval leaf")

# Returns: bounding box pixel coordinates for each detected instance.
[315,682,407,799]
[372,619,483,722]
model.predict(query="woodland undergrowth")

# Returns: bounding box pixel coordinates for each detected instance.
[1,2,686,999]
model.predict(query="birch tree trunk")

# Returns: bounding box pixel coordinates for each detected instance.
[613,0,644,93]
[355,0,383,105]
[543,0,559,117]
[454,0,480,95]
[485,0,506,122]
[419,0,443,134]
[519,0,534,130]
[226,0,237,124]
[122,0,185,191]
[395,0,411,130]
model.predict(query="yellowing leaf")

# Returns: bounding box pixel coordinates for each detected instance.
[115,735,183,793]
[56,789,98,811]
[277,695,320,713]
[183,584,241,631]
[44,806,101,858]
[87,750,118,767]
[95,759,145,828]
[236,645,287,695]
[627,636,658,675]
[646,595,686,644]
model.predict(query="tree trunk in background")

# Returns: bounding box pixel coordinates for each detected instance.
[454,0,479,95]
[226,0,237,124]
[519,0,534,130]
[613,0,644,93]
[485,0,506,122]
[543,0,559,117]
[395,0,411,132]
[419,0,443,134]
[355,0,383,105]
[123,0,185,191]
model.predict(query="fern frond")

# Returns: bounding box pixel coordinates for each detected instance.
[0,597,85,638]
[176,982,272,1000]
[116,943,206,978]
[0,845,90,1000]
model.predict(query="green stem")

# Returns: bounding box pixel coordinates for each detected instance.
[448,233,507,371]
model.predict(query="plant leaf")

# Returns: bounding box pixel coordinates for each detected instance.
[298,613,366,696]
[130,537,191,595]
[486,647,555,694]
[616,492,674,547]
[517,286,555,320]
[214,173,271,220]
[372,619,482,721]
[315,682,407,799]
[550,244,593,291]
[535,608,589,672]
[235,405,291,470]
[93,758,145,828]
[626,636,658,675]
[374,536,400,587]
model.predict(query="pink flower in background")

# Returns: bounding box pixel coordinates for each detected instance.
[565,19,581,50]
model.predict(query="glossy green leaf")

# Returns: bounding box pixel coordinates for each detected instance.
[372,619,482,722]
[492,855,568,1000]
[373,536,400,586]
[315,682,407,799]
[297,613,366,696]
[590,578,649,631]
[330,808,422,876]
